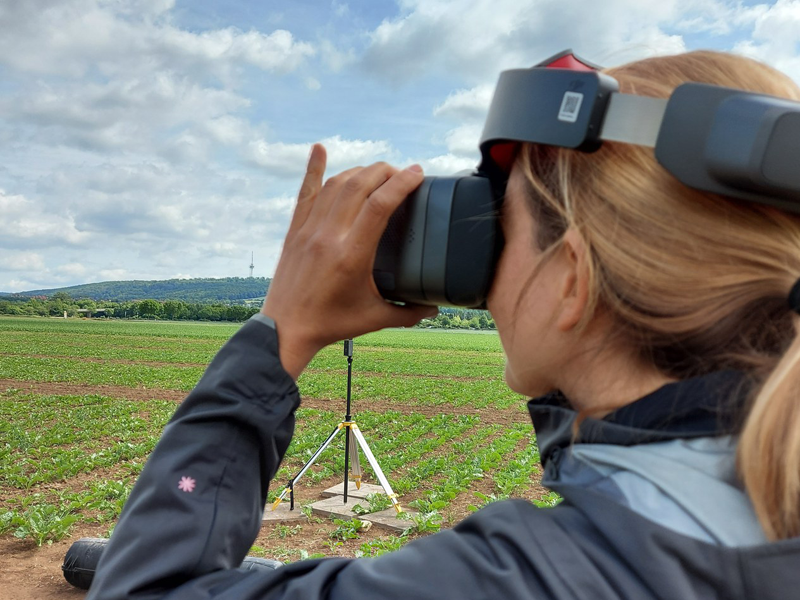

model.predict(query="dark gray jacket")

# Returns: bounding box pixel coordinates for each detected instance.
[86,318,800,600]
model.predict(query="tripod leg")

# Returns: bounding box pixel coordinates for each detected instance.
[348,428,362,490]
[271,424,343,510]
[351,424,402,513]
[343,422,351,503]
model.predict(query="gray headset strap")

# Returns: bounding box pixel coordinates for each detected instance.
[599,94,667,147]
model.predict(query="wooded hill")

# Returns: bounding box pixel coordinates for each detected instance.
[2,277,270,303]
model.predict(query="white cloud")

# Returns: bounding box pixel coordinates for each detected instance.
[433,85,494,120]
[99,269,128,280]
[263,195,296,217]
[443,124,483,158]
[6,278,44,293]
[673,1,768,35]
[0,1,315,80]
[57,262,88,277]
[158,28,315,76]
[318,39,356,71]
[418,153,479,176]
[211,242,241,258]
[0,252,46,272]
[0,190,90,249]
[246,135,395,176]
[360,0,730,83]
[731,0,800,83]
[162,131,212,164]
[0,74,250,154]
[203,116,249,146]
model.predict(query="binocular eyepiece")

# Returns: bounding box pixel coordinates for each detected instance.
[373,173,501,309]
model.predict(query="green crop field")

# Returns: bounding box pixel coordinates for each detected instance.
[0,316,554,569]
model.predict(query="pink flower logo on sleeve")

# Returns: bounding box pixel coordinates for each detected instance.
[178,476,196,493]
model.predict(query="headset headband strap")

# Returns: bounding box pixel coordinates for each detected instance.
[600,94,667,147]
[479,62,800,213]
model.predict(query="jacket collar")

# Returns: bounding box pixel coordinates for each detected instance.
[527,370,752,467]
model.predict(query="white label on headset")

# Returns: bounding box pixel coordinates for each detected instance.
[558,91,584,123]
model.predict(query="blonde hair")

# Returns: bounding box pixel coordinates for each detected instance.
[519,51,800,540]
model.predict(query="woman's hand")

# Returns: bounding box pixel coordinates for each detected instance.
[261,144,438,379]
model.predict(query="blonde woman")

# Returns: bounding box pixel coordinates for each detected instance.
[88,51,800,599]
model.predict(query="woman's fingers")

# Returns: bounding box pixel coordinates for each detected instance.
[324,162,398,228]
[350,164,424,250]
[288,144,327,236]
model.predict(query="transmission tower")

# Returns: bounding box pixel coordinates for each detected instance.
[249,252,254,278]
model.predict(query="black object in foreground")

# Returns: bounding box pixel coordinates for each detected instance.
[62,537,283,590]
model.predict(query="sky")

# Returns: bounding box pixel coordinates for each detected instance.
[1,0,800,293]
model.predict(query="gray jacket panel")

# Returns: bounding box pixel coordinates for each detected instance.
[547,436,767,546]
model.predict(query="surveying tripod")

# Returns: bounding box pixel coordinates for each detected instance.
[271,339,402,513]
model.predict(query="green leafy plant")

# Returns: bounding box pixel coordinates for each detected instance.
[329,518,364,541]
[468,491,504,512]
[403,510,442,535]
[533,491,562,508]
[0,509,14,534]
[352,493,392,516]
[300,504,323,523]
[248,545,267,557]
[270,524,302,539]
[11,504,79,546]
[355,535,406,558]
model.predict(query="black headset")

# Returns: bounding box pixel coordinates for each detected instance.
[374,50,800,308]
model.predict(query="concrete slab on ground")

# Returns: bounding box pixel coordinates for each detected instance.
[309,496,364,519]
[262,501,307,523]
[321,482,384,499]
[361,507,416,533]
[310,496,416,533]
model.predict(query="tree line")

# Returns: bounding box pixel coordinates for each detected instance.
[0,293,497,329]
[417,307,496,330]
[0,293,259,322]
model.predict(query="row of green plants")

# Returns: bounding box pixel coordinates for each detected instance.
[0,327,503,376]
[0,480,133,546]
[0,353,518,407]
[0,332,503,380]
[0,319,517,408]
[0,316,503,348]
[0,315,242,339]
[270,411,487,491]
[0,318,546,555]
[1,392,174,488]
[1,392,542,547]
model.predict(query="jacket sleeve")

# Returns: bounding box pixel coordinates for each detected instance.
[86,317,301,600]
[85,318,579,600]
